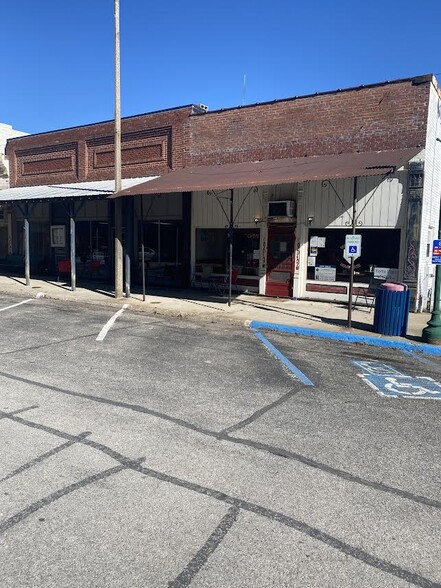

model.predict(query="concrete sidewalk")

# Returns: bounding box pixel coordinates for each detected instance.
[0,274,433,344]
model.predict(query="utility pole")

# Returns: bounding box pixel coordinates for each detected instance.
[114,0,123,298]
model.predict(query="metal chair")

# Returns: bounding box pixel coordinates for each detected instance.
[212,267,240,296]
[353,277,384,311]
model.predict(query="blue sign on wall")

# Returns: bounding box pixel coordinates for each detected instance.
[354,361,441,399]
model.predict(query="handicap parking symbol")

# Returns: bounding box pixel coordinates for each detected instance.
[349,245,357,254]
[354,361,441,399]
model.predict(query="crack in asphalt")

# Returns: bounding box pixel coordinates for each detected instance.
[0,411,439,588]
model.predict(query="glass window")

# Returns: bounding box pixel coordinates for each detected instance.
[139,220,182,264]
[307,228,401,282]
[195,228,260,275]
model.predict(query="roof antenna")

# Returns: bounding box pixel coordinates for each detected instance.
[242,74,247,106]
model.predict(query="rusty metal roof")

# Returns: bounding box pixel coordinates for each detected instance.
[109,148,421,198]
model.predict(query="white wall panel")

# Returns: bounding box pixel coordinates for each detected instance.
[304,174,406,229]
[193,187,264,228]
[418,82,441,310]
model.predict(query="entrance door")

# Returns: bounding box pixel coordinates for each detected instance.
[266,225,295,297]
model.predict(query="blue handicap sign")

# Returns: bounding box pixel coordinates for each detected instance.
[433,239,441,265]
[349,245,358,254]
[354,361,441,399]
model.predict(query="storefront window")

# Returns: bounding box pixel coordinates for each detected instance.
[195,228,260,275]
[75,221,109,279]
[138,220,182,285]
[307,228,400,283]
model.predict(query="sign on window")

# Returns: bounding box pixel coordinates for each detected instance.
[50,225,66,248]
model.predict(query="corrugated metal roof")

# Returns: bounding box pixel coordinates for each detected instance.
[109,149,421,198]
[0,177,158,203]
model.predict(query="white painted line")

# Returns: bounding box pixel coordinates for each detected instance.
[96,304,129,341]
[0,299,34,312]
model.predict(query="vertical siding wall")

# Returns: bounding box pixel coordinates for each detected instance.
[303,174,407,228]
[419,82,441,311]
[192,187,264,228]
[192,184,297,228]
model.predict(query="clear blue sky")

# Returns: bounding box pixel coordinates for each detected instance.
[3,0,441,135]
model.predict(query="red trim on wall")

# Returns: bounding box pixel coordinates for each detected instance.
[306,283,347,294]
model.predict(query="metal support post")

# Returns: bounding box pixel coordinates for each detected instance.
[114,199,123,298]
[69,202,76,291]
[347,176,358,328]
[228,189,234,307]
[140,196,146,301]
[24,207,30,287]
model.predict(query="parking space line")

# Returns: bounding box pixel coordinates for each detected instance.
[0,299,33,312]
[96,304,129,341]
[0,292,44,313]
[252,328,314,386]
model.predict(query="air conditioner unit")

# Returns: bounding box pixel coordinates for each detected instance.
[268,200,296,217]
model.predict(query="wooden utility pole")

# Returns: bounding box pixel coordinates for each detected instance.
[114,0,123,298]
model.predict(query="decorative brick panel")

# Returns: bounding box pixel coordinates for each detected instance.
[93,144,164,169]
[15,143,78,183]
[6,107,192,187]
[86,128,171,179]
[22,156,74,176]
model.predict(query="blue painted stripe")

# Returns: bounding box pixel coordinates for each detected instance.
[248,321,441,357]
[252,328,314,386]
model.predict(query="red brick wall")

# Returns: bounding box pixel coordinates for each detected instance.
[6,77,433,188]
[187,77,431,166]
[6,107,193,187]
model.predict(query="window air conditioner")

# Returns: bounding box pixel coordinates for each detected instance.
[268,200,295,217]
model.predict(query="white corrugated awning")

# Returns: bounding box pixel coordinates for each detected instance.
[0,177,158,203]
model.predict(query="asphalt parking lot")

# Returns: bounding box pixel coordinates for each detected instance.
[0,293,440,587]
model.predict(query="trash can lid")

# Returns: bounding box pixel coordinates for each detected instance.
[379,282,407,291]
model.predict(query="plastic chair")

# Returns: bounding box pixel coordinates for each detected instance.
[89,260,101,279]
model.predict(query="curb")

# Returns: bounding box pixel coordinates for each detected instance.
[248,321,441,356]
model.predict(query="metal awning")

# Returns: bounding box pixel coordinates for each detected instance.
[0,176,158,203]
[109,148,421,198]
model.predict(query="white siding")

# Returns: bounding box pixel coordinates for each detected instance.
[192,184,298,229]
[303,174,406,229]
[193,187,264,228]
[417,81,441,311]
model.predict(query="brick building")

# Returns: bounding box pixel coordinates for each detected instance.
[2,74,440,310]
